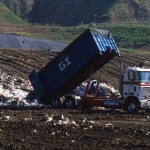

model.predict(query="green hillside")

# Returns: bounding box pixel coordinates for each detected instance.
[0,0,34,19]
[0,2,27,25]
[0,0,150,26]
[32,22,150,49]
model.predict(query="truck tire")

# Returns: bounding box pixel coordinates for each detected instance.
[50,97,62,108]
[80,101,89,112]
[125,99,140,114]
[64,96,75,109]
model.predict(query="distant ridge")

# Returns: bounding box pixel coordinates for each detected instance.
[0,2,26,25]
[0,0,150,26]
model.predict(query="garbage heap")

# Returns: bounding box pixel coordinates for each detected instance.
[74,80,121,98]
[0,70,36,107]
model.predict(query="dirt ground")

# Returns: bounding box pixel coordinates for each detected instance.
[0,49,150,149]
[0,108,150,150]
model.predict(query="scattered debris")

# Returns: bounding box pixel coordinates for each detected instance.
[47,116,53,122]
[145,131,150,136]
[105,123,114,130]
[24,118,33,122]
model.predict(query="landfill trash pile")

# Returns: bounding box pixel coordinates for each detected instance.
[0,70,38,107]
[99,82,121,98]
[74,80,121,98]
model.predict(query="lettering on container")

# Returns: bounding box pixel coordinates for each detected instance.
[59,57,71,71]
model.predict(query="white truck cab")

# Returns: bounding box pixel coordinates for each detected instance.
[123,67,150,113]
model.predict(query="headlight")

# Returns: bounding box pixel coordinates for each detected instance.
[142,96,146,99]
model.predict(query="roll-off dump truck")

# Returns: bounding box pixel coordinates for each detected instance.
[29,28,150,113]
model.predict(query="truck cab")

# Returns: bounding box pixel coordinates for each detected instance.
[123,67,150,113]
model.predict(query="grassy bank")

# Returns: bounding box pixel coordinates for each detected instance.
[0,2,27,25]
[27,22,150,49]
[1,21,150,52]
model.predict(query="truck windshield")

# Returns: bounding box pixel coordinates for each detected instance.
[138,71,150,82]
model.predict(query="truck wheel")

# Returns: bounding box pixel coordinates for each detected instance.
[51,97,62,108]
[64,96,75,108]
[125,100,140,114]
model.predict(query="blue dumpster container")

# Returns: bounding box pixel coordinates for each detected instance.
[29,28,120,103]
